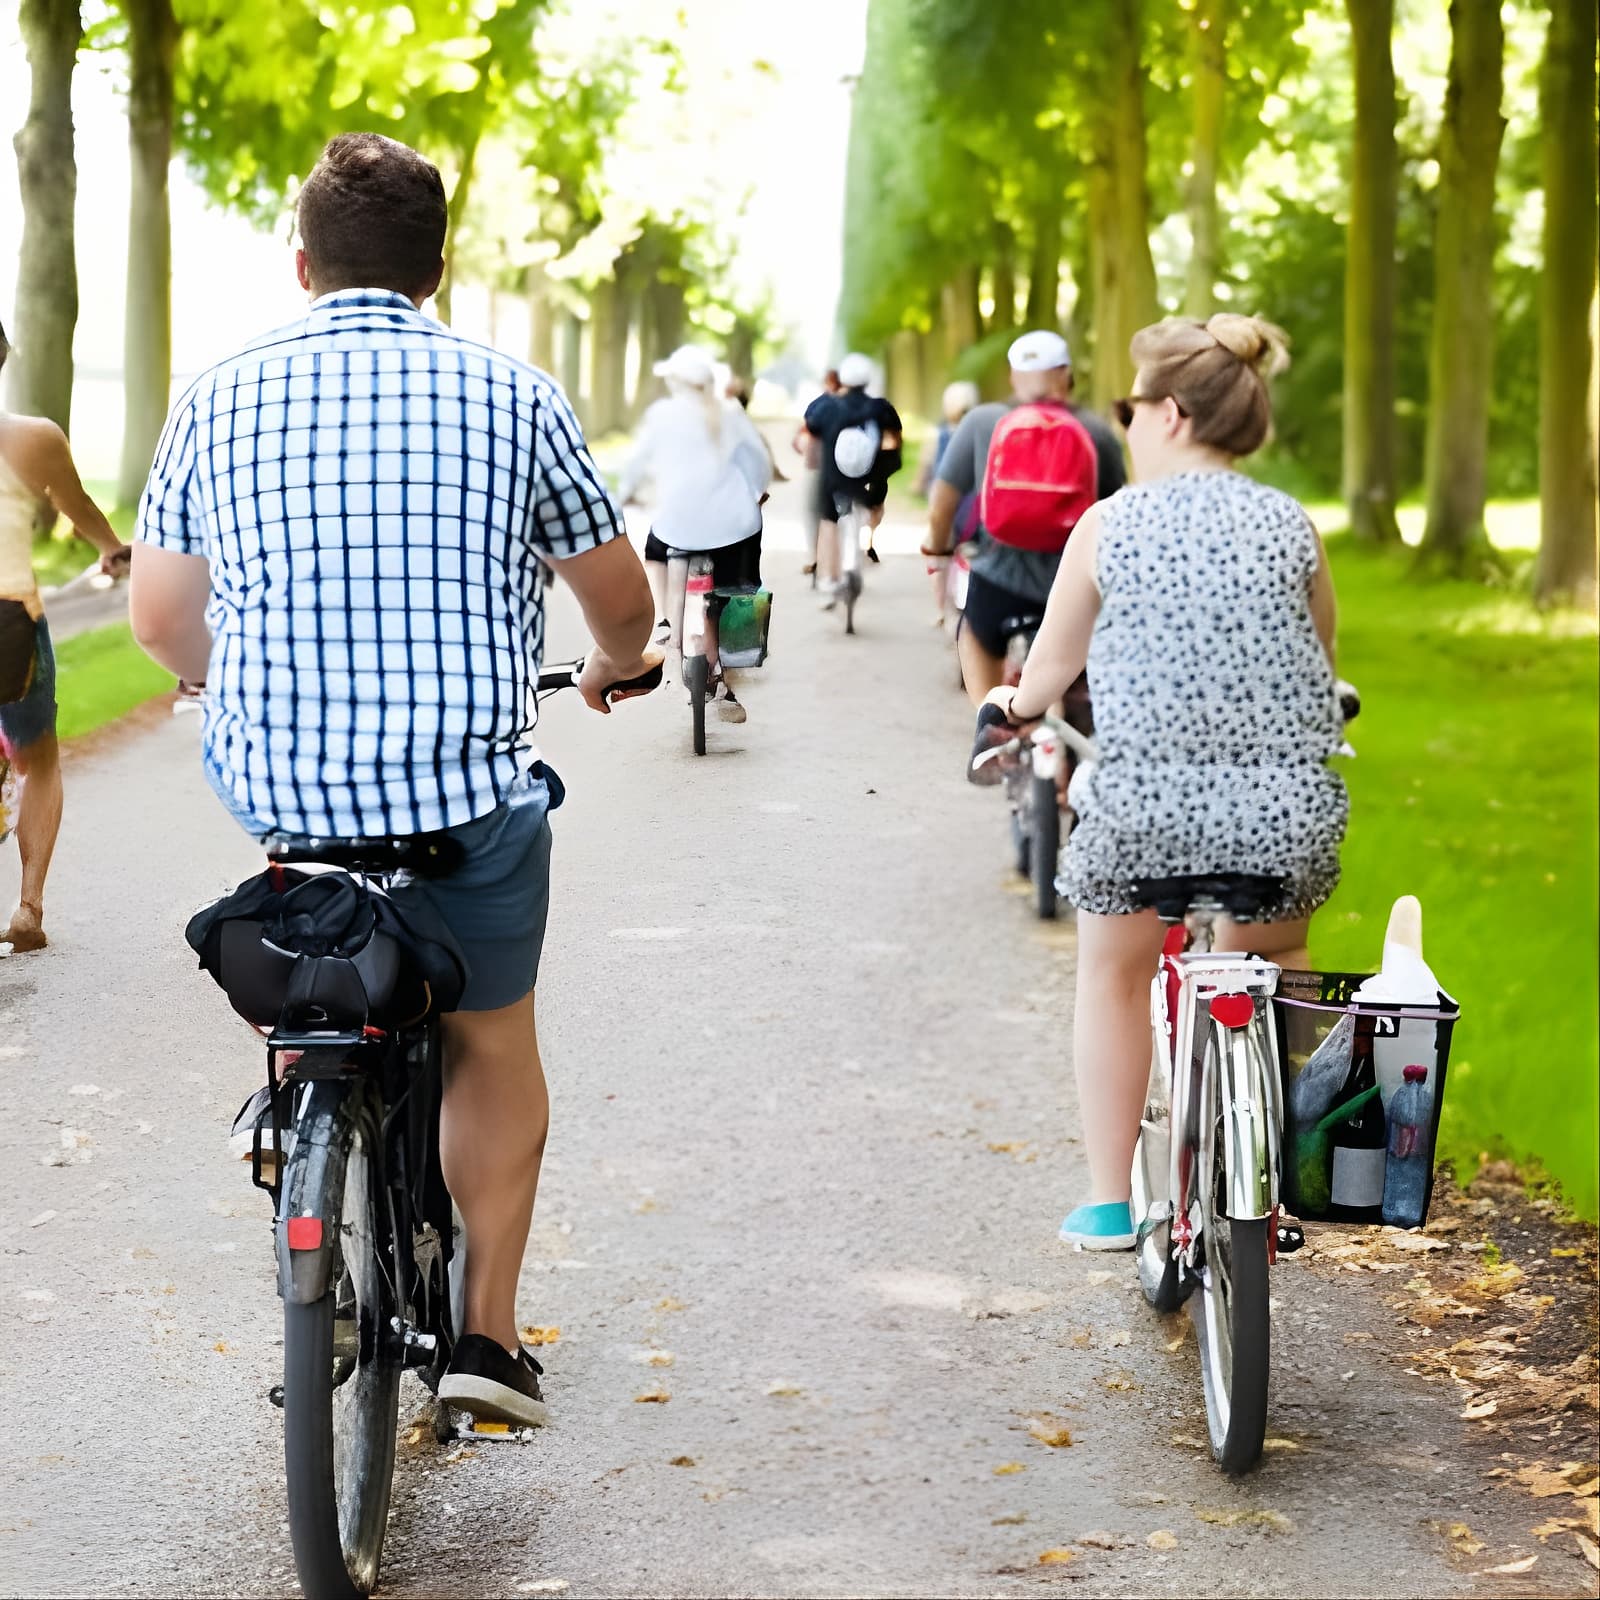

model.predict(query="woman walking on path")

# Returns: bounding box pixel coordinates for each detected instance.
[985,314,1347,1249]
[0,319,130,953]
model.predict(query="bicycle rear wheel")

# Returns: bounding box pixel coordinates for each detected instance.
[282,1085,401,1599]
[1191,1039,1270,1474]
[684,652,708,757]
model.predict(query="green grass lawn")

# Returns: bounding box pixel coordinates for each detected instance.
[1313,534,1599,1218]
[53,622,174,742]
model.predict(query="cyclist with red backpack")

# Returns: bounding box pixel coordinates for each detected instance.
[924,331,1124,706]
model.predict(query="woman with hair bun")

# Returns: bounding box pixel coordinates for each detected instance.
[984,313,1346,1251]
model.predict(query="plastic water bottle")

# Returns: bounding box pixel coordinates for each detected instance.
[1382,1064,1434,1228]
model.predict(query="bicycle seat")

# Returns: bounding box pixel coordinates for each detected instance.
[1001,611,1046,638]
[265,831,465,881]
[1129,874,1286,922]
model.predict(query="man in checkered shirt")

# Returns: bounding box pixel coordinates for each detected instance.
[130,134,657,1427]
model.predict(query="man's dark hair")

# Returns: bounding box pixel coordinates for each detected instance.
[296,133,447,296]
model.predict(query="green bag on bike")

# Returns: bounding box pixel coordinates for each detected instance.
[717,588,772,669]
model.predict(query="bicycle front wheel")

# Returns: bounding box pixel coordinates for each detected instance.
[1029,773,1059,919]
[282,1087,401,1599]
[1192,1038,1271,1474]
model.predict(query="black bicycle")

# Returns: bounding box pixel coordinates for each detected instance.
[202,657,659,1600]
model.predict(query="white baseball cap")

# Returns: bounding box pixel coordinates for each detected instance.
[838,352,875,389]
[1008,330,1072,372]
[653,344,715,389]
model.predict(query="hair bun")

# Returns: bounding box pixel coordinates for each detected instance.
[1206,314,1291,378]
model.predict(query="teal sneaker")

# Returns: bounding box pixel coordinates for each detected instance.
[1059,1201,1136,1251]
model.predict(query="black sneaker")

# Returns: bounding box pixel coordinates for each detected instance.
[440,1334,549,1428]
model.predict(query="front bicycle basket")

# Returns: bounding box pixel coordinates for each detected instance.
[1273,969,1460,1229]
[716,588,772,669]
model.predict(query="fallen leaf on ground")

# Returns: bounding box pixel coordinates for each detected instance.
[212,1341,231,1354]
[633,1390,670,1404]
[993,1462,1026,1476]
[1384,1232,1449,1252]
[1430,1520,1485,1557]
[1170,1433,1208,1451]
[1515,1462,1600,1499]
[516,1583,570,1595]
[1551,1247,1585,1259]
[1262,1436,1302,1452]
[668,1456,695,1467]
[987,1141,1028,1154]
[655,1297,686,1312]
[519,1326,560,1346]
[1477,1555,1537,1575]
[1101,1371,1138,1393]
[1069,1329,1094,1349]
[1146,1529,1178,1550]
[992,1513,1027,1526]
[1026,1416,1073,1448]
[27,1212,55,1229]
[765,1381,804,1397]
[1102,1329,1131,1349]
[1077,1531,1126,1549]
[1575,1533,1599,1570]
[1085,1270,1115,1286]
[1037,1549,1076,1566]
[1196,1508,1293,1533]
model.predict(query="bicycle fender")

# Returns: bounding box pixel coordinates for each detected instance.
[1219,1023,1275,1221]
[275,1081,353,1305]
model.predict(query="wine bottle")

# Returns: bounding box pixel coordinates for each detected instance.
[1328,1058,1387,1220]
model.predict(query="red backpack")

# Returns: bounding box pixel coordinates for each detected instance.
[979,401,1099,553]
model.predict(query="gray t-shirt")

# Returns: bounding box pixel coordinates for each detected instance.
[937,399,1126,603]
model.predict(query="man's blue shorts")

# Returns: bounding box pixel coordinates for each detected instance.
[387,765,564,1013]
[0,617,58,757]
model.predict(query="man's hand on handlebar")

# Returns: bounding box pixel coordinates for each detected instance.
[578,648,665,714]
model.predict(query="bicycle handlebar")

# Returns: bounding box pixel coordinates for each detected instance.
[536,656,665,702]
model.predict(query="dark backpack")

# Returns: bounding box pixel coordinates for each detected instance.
[186,867,468,1033]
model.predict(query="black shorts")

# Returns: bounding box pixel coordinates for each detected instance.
[647,528,763,592]
[961,570,1049,661]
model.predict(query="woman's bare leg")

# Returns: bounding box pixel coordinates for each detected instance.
[1072,909,1168,1203]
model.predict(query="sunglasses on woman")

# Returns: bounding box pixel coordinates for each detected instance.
[1113,393,1188,429]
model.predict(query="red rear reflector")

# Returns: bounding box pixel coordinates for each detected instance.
[686,576,713,594]
[1211,992,1255,1029]
[286,1217,323,1251]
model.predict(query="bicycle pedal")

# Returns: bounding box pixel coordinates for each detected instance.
[1275,1223,1306,1255]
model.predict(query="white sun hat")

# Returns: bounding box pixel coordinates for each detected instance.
[653,344,716,389]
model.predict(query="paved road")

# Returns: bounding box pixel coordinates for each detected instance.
[2,484,1579,1597]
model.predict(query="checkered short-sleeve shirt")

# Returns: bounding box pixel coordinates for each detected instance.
[136,289,623,838]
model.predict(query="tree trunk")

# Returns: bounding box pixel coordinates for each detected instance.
[1183,0,1227,317]
[1419,0,1505,572]
[918,325,947,410]
[726,320,757,385]
[557,308,583,416]
[941,265,982,366]
[1533,0,1599,608]
[588,274,628,437]
[116,0,178,509]
[886,328,921,414]
[434,132,480,327]
[991,224,1017,330]
[1087,0,1160,411]
[1343,0,1403,544]
[524,266,555,372]
[10,0,82,445]
[1024,199,1062,328]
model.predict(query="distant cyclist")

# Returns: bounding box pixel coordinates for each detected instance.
[130,133,659,1426]
[620,344,771,724]
[801,352,903,608]
[924,331,1123,706]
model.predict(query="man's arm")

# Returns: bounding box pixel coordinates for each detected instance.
[924,409,980,554]
[545,539,657,713]
[129,545,213,681]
